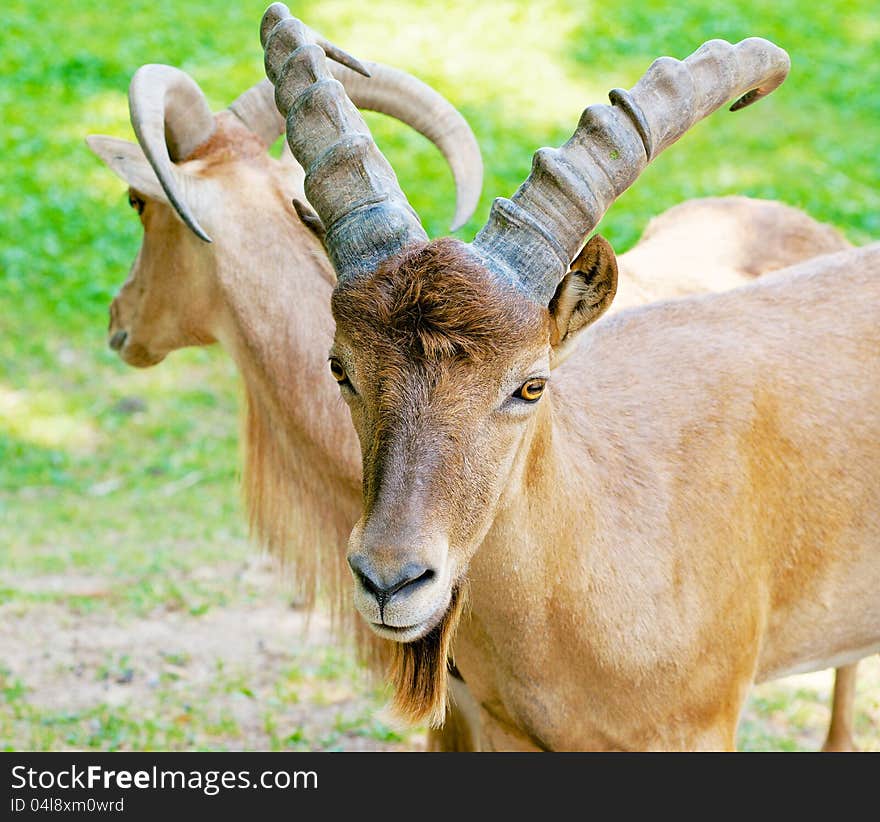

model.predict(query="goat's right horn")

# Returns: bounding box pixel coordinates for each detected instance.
[228,61,482,231]
[471,38,790,303]
[129,64,216,242]
[261,3,428,282]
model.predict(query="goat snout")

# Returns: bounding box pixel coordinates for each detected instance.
[109,330,128,351]
[348,554,435,610]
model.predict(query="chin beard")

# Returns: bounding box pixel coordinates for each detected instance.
[387,584,468,729]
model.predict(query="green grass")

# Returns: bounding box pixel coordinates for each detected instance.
[1,0,878,750]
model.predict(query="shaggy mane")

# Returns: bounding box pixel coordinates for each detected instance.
[240,373,464,707]
[240,380,391,671]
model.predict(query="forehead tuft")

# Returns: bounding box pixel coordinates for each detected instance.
[331,238,546,361]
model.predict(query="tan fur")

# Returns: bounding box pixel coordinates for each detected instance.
[613,196,849,308]
[338,239,879,749]
[95,111,858,748]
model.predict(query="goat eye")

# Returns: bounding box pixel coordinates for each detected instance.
[329,358,348,384]
[514,378,546,402]
[128,192,145,215]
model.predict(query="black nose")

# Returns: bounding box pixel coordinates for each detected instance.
[109,330,128,351]
[348,555,435,607]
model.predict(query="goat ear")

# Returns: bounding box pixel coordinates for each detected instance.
[85,135,168,204]
[548,234,618,368]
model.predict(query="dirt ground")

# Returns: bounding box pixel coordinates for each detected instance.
[1,558,877,751]
[0,559,422,751]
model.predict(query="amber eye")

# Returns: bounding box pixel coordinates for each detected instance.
[514,378,546,403]
[128,191,145,215]
[329,358,348,384]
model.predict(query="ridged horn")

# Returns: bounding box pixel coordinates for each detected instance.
[229,64,482,231]
[261,3,428,281]
[471,38,790,303]
[128,64,217,242]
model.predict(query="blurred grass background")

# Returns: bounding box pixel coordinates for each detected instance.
[0,0,877,750]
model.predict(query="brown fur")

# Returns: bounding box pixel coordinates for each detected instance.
[333,238,543,363]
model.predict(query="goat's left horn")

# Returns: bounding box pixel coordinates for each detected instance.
[261,3,427,282]
[471,38,790,303]
[129,64,216,242]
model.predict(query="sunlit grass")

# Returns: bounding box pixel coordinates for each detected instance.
[0,385,100,449]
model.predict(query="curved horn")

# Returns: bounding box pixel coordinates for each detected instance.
[229,64,482,231]
[128,64,217,242]
[471,38,790,303]
[261,3,428,282]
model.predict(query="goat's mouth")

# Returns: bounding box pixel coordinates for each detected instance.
[368,598,451,644]
[109,333,166,368]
